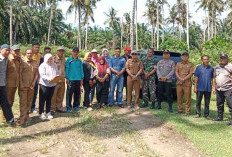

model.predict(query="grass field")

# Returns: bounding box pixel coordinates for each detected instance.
[149,92,232,157]
[0,90,231,157]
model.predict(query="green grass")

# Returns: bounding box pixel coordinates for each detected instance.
[149,92,232,157]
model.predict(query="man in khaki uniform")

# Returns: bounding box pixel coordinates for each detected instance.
[175,52,194,115]
[0,45,22,122]
[51,46,66,113]
[19,48,38,125]
[6,45,22,106]
[125,51,143,109]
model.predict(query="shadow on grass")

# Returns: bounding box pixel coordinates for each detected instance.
[0,107,164,145]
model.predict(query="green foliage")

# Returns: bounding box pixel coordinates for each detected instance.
[160,38,188,52]
[191,37,232,67]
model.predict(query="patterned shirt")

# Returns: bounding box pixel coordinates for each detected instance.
[142,57,158,79]
[0,54,7,86]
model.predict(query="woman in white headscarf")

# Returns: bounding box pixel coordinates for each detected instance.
[102,48,111,64]
[38,53,59,120]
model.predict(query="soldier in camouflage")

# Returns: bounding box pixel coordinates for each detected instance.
[141,48,158,109]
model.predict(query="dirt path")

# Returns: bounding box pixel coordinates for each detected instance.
[1,106,206,157]
[120,108,206,157]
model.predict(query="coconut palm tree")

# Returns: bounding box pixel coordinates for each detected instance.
[104,7,120,49]
[67,0,85,49]
[144,0,157,48]
[167,4,178,37]
[130,0,136,50]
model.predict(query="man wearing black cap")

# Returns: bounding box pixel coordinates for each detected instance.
[0,44,15,125]
[157,49,175,112]
[65,47,84,112]
[213,54,232,125]
[175,52,194,116]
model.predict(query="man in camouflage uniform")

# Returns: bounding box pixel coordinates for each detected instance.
[141,48,158,109]
[157,49,175,112]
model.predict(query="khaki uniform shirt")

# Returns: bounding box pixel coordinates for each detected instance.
[32,53,42,64]
[175,61,195,87]
[20,57,39,88]
[53,55,65,82]
[214,63,232,91]
[6,54,22,87]
[125,59,143,77]
[157,59,175,83]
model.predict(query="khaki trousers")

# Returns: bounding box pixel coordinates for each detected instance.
[177,85,192,114]
[51,82,65,111]
[127,76,140,105]
[19,87,34,124]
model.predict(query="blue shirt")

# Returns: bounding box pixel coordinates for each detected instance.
[65,57,84,81]
[109,56,126,75]
[194,65,214,92]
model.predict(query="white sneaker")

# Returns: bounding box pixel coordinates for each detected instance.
[39,113,46,121]
[33,110,37,114]
[87,107,92,111]
[46,112,53,120]
[135,106,140,110]
[127,105,132,109]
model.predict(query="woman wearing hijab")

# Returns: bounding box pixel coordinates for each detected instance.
[102,48,111,64]
[83,53,96,111]
[94,56,111,107]
[38,53,59,120]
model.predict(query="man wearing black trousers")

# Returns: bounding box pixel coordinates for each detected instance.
[213,54,232,126]
[194,55,214,119]
[0,44,15,126]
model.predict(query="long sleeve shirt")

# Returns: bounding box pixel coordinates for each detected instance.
[0,54,8,86]
[39,63,59,87]
[65,57,84,81]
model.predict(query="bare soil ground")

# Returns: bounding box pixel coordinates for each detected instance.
[1,105,206,157]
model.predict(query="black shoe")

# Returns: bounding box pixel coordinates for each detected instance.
[118,104,125,108]
[140,103,148,108]
[168,104,173,113]
[6,118,15,126]
[157,103,161,110]
[213,118,223,121]
[228,121,232,126]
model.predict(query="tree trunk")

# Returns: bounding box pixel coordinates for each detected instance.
[10,2,13,47]
[203,10,206,42]
[207,10,210,40]
[135,0,138,50]
[85,17,89,51]
[130,0,135,50]
[156,2,159,50]
[162,5,164,43]
[186,0,189,49]
[151,24,154,48]
[47,3,53,45]
[78,4,82,49]
[121,17,123,50]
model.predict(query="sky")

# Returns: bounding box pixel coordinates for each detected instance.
[58,0,230,28]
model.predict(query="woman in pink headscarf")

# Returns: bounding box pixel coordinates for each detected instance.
[94,56,111,107]
[38,53,59,121]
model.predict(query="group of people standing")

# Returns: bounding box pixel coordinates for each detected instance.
[0,43,231,126]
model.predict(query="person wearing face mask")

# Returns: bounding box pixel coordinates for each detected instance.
[95,56,111,108]
[0,44,15,126]
[38,53,59,120]
[213,54,232,126]
[175,52,195,116]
